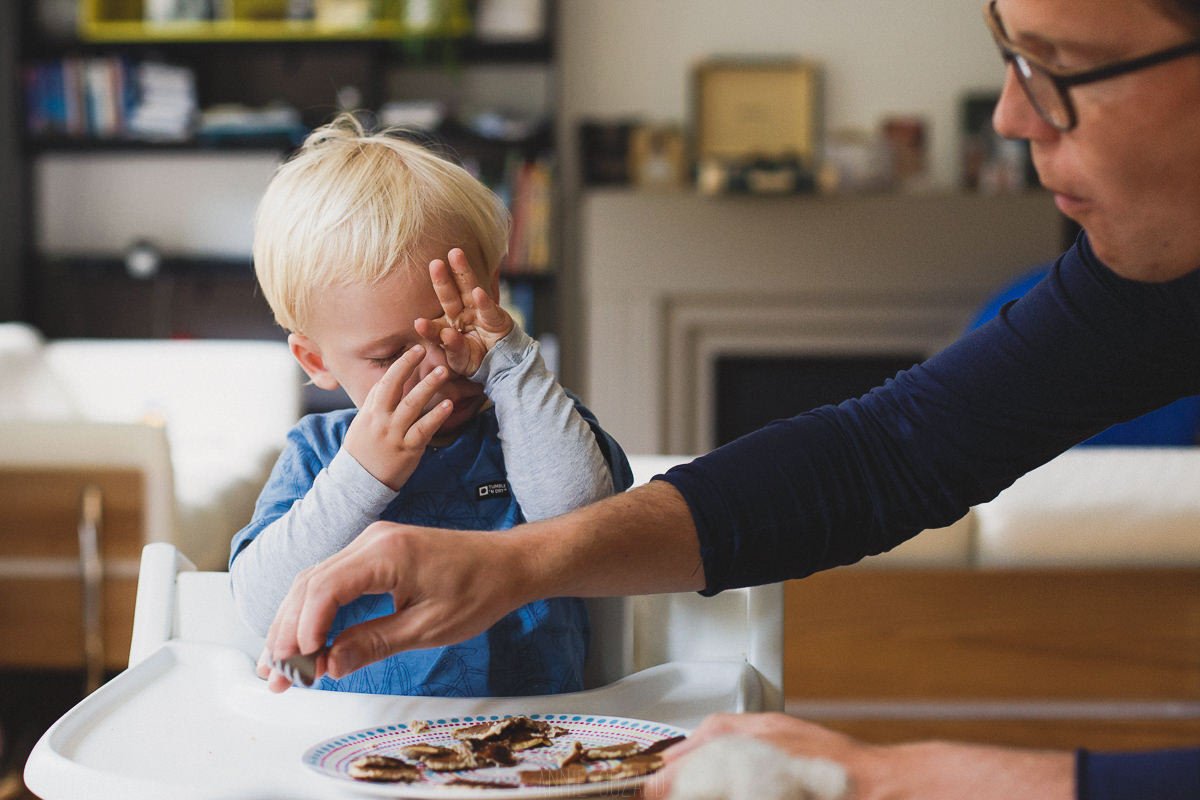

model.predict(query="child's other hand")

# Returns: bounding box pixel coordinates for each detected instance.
[343,344,454,491]
[415,248,513,377]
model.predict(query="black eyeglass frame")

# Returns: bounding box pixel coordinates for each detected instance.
[984,0,1200,131]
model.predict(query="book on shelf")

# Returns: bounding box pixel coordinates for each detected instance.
[24,57,196,142]
[502,153,553,274]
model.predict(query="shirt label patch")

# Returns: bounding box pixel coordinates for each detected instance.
[475,481,511,500]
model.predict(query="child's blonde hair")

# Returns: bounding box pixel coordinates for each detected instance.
[253,113,511,333]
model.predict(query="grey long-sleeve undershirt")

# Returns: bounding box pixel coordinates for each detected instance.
[229,325,613,635]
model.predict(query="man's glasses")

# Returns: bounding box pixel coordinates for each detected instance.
[983,0,1200,131]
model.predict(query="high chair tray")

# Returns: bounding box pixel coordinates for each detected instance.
[25,640,760,800]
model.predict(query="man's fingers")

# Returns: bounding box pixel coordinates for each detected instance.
[255,647,272,679]
[291,531,406,654]
[266,668,295,693]
[324,603,444,678]
[267,566,314,662]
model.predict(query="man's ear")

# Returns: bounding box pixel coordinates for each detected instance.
[288,333,340,391]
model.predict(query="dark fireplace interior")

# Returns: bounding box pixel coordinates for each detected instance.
[715,353,923,446]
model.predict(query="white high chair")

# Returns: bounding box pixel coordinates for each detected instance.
[25,456,782,800]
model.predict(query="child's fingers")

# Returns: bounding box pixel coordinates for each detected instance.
[429,258,466,324]
[414,316,449,344]
[403,399,455,448]
[446,248,482,301]
[363,345,425,412]
[470,286,511,333]
[391,365,449,429]
[437,327,474,374]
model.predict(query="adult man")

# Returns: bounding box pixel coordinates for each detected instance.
[264,1,1200,796]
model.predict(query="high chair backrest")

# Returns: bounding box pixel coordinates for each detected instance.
[129,543,263,665]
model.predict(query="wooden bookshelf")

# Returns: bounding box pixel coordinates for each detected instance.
[7,1,563,361]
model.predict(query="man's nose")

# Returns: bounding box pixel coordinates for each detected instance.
[992,65,1058,143]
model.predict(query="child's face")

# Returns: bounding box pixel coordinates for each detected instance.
[290,259,491,438]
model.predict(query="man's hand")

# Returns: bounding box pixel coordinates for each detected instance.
[415,248,513,377]
[646,712,1074,800]
[342,344,453,490]
[262,520,530,692]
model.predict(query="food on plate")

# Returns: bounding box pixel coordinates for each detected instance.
[518,763,590,787]
[640,735,687,756]
[444,776,520,789]
[519,754,666,786]
[588,753,666,781]
[335,716,683,787]
[556,740,585,768]
[582,741,642,760]
[347,755,422,783]
[398,741,513,772]
[452,715,567,752]
[398,743,447,759]
[472,742,519,766]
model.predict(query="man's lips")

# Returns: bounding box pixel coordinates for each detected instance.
[1048,186,1090,217]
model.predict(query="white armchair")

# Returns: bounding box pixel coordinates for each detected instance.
[0,323,303,570]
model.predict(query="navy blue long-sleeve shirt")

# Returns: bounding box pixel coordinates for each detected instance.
[659,232,1200,800]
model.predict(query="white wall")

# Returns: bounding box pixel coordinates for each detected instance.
[558,0,1005,190]
[552,1,1029,391]
[579,190,1063,453]
[36,152,280,259]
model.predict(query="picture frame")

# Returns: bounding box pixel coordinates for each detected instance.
[692,58,822,168]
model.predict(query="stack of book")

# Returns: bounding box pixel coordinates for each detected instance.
[126,62,197,141]
[24,58,197,142]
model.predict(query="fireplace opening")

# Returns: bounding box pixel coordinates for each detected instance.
[714,353,923,446]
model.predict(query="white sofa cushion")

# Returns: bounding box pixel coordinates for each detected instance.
[42,339,302,570]
[975,448,1200,567]
[0,323,77,420]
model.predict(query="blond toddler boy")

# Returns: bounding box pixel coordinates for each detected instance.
[229,114,632,696]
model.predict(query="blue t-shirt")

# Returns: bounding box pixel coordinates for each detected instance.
[231,401,631,696]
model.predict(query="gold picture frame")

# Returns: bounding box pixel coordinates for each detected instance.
[693,58,822,168]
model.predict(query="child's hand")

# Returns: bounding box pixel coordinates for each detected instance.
[343,344,454,491]
[415,248,513,377]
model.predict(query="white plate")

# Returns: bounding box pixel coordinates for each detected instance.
[302,712,688,798]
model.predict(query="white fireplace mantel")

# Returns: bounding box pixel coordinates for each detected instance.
[579,190,1064,454]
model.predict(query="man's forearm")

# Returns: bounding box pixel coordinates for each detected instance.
[511,480,706,600]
